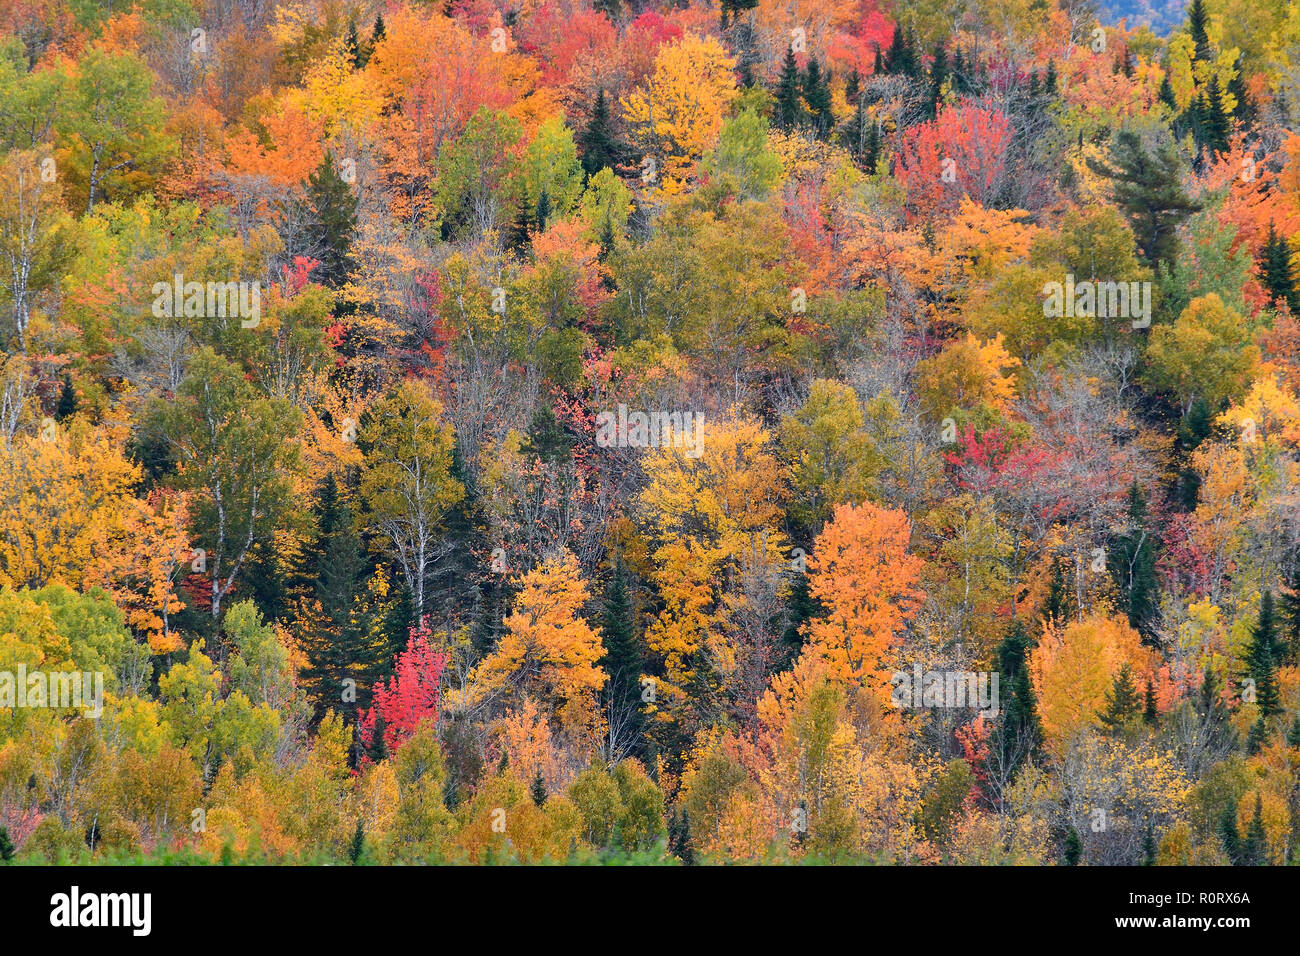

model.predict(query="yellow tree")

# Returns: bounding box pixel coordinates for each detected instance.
[471,550,606,739]
[621,34,737,196]
[1029,614,1154,754]
[0,420,139,590]
[638,416,787,698]
[801,501,924,706]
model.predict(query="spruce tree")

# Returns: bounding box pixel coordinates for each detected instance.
[577,89,624,176]
[928,40,948,118]
[774,47,802,130]
[1144,681,1158,724]
[1044,59,1057,96]
[1243,794,1266,865]
[1248,591,1281,718]
[1280,550,1300,664]
[1142,826,1157,865]
[0,825,13,862]
[536,187,552,233]
[599,557,645,757]
[802,57,833,136]
[1227,55,1255,129]
[1261,221,1297,313]
[531,771,548,807]
[862,116,880,174]
[1110,481,1159,641]
[844,68,860,105]
[303,152,359,289]
[1099,663,1143,732]
[1175,398,1212,511]
[370,12,386,49]
[1063,826,1082,865]
[300,475,381,725]
[1200,76,1231,155]
[348,820,366,863]
[1188,0,1213,65]
[1219,804,1241,864]
[1158,73,1177,111]
[344,18,362,69]
[54,373,77,420]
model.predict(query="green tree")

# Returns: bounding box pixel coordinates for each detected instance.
[1247,591,1281,718]
[599,557,645,760]
[703,108,782,201]
[1110,482,1159,641]
[928,40,948,118]
[1099,662,1143,733]
[1260,222,1296,313]
[147,348,302,619]
[773,47,801,130]
[55,48,174,212]
[577,89,625,177]
[359,381,465,619]
[1087,128,1201,269]
[801,57,833,136]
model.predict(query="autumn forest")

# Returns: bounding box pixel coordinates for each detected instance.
[0,0,1298,868]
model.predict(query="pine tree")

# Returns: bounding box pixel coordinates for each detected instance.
[1044,59,1057,96]
[1087,129,1201,269]
[996,619,1041,746]
[303,152,359,289]
[774,47,802,130]
[990,619,1041,784]
[1063,826,1082,865]
[370,12,386,50]
[0,825,13,862]
[1099,662,1143,732]
[1110,481,1160,641]
[577,89,624,176]
[1144,681,1158,724]
[1261,222,1297,313]
[1248,591,1281,718]
[1287,716,1300,748]
[531,771,548,807]
[872,45,884,76]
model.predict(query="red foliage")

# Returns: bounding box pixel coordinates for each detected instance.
[358,617,449,759]
[894,104,1014,220]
